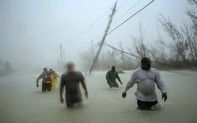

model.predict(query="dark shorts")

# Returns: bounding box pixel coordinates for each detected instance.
[66,98,82,108]
[66,91,82,108]
[42,83,51,92]
[107,81,119,88]
[137,100,158,110]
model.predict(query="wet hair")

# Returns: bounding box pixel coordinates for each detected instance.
[111,66,116,71]
[49,69,53,72]
[43,68,47,71]
[66,62,75,68]
[141,57,151,64]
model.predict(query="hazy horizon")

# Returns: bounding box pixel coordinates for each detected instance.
[0,0,194,71]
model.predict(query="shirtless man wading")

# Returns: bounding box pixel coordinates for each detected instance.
[60,62,88,108]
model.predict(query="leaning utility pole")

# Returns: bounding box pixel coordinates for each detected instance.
[89,1,117,75]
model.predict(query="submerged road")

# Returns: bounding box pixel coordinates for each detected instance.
[0,70,197,123]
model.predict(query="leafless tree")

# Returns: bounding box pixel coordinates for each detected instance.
[129,25,151,59]
[157,0,197,68]
[188,0,197,6]
[80,41,96,71]
[158,15,189,64]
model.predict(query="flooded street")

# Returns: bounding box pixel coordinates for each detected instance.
[1,0,197,123]
[0,70,197,123]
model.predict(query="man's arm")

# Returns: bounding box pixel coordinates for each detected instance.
[81,80,88,98]
[36,74,43,87]
[36,78,39,87]
[116,72,122,84]
[79,72,88,98]
[60,85,64,103]
[60,75,65,103]
[122,71,137,98]
[106,71,110,81]
[154,70,167,101]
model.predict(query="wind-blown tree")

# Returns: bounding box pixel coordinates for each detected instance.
[158,1,197,68]
[80,41,96,71]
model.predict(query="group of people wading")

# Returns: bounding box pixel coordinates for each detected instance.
[36,68,59,92]
[36,57,167,111]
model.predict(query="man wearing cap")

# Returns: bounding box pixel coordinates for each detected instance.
[60,62,88,108]
[122,57,167,110]
[106,66,123,88]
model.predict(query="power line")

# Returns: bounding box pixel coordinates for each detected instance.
[104,42,183,68]
[114,0,142,23]
[89,1,117,75]
[108,0,155,35]
[90,0,154,48]
[91,0,142,41]
[106,44,140,63]
[67,0,146,46]
[68,3,115,41]
[104,42,140,59]
[72,0,129,41]
[89,0,155,65]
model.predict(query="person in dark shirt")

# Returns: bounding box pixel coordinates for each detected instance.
[60,62,88,108]
[106,66,122,88]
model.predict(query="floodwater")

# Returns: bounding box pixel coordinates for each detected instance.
[0,70,197,123]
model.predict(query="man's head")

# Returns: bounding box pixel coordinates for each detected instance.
[49,68,53,73]
[66,62,75,72]
[141,57,151,71]
[111,66,116,72]
[43,68,47,72]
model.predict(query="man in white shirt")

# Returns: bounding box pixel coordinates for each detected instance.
[122,57,167,110]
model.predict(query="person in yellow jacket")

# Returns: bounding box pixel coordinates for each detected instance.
[49,69,59,89]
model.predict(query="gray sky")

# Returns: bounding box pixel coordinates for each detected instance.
[0,0,193,70]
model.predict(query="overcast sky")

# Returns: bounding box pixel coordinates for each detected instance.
[0,0,194,70]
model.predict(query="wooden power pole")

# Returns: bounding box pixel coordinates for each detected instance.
[89,1,117,75]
